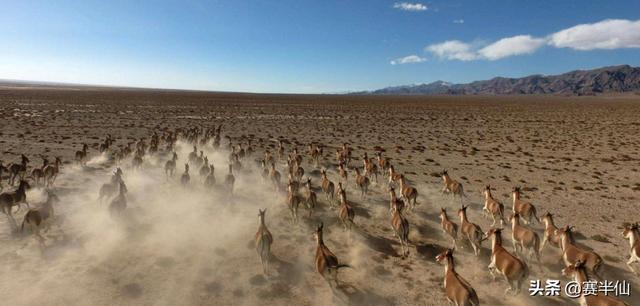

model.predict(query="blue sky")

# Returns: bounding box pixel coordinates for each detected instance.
[1,1,639,93]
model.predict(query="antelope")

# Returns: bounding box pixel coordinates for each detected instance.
[387,165,402,187]
[98,168,124,202]
[375,151,390,177]
[75,144,89,166]
[511,187,540,224]
[8,154,29,185]
[164,152,177,178]
[286,181,300,224]
[204,164,216,187]
[188,146,198,163]
[435,248,480,306]
[43,157,61,187]
[225,164,235,195]
[109,181,128,217]
[255,208,273,274]
[260,160,269,183]
[277,140,285,161]
[338,162,348,183]
[481,185,505,226]
[458,205,483,256]
[313,222,351,287]
[269,163,281,191]
[439,208,458,248]
[320,169,335,206]
[509,213,542,270]
[362,153,378,183]
[398,174,418,210]
[483,228,529,295]
[388,187,405,214]
[622,222,640,274]
[338,189,354,231]
[391,197,410,258]
[181,164,190,186]
[353,167,369,199]
[557,226,604,280]
[0,180,31,229]
[30,157,48,186]
[303,178,317,218]
[199,157,210,179]
[294,161,304,182]
[562,260,630,306]
[21,190,59,240]
[441,170,466,205]
[540,212,562,253]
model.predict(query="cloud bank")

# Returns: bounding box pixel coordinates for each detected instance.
[390,55,427,65]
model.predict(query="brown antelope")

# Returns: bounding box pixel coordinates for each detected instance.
[622,222,640,274]
[8,154,29,185]
[320,169,335,206]
[511,187,540,224]
[313,222,351,287]
[303,178,317,218]
[286,181,300,224]
[338,162,348,183]
[483,228,529,295]
[439,208,458,248]
[562,260,630,306]
[98,168,124,202]
[109,181,128,217]
[269,163,281,191]
[540,212,562,253]
[362,153,378,183]
[0,180,31,229]
[181,164,190,186]
[353,168,369,199]
[510,213,542,270]
[260,160,269,183]
[204,164,216,187]
[294,160,304,182]
[435,248,480,306]
[441,170,466,205]
[398,174,418,210]
[375,151,390,177]
[30,157,48,186]
[388,187,405,214]
[255,208,273,274]
[277,140,285,161]
[458,205,483,256]
[225,164,235,195]
[75,143,89,166]
[164,152,177,177]
[557,226,604,280]
[387,165,402,187]
[481,185,505,226]
[43,157,61,187]
[391,198,410,258]
[21,190,59,240]
[338,189,354,231]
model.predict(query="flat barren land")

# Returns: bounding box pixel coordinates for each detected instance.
[0,87,639,305]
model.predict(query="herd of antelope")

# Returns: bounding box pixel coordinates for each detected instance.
[0,125,636,306]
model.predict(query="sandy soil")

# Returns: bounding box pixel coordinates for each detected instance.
[0,88,638,305]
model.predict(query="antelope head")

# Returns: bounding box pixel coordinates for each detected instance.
[622,222,639,238]
[561,259,585,278]
[313,222,324,243]
[258,208,266,224]
[481,228,502,242]
[435,248,454,264]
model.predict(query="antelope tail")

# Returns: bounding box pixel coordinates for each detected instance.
[336,264,352,270]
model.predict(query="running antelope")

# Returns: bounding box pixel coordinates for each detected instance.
[338,189,354,231]
[21,190,59,240]
[109,181,128,217]
[8,154,29,185]
[540,212,562,253]
[362,153,378,183]
[510,213,542,270]
[204,164,216,187]
[458,205,483,256]
[43,157,61,187]
[98,168,124,202]
[225,164,235,195]
[164,152,177,178]
[440,208,458,248]
[388,187,405,215]
[398,174,418,210]
[435,248,480,306]
[303,178,318,218]
[481,185,505,226]
[511,187,540,224]
[622,222,640,274]
[562,260,630,306]
[181,164,190,186]
[313,222,351,287]
[255,208,273,274]
[286,182,301,224]
[269,163,281,191]
[375,151,390,177]
[75,143,89,166]
[483,228,529,295]
[557,226,604,280]
[387,165,402,187]
[338,163,348,183]
[353,167,369,199]
[391,198,410,258]
[30,157,48,186]
[0,180,31,229]
[441,170,466,205]
[260,160,269,183]
[320,169,335,206]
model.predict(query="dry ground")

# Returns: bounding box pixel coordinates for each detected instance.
[0,87,639,305]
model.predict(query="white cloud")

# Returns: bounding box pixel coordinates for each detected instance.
[425,40,478,61]
[478,35,546,60]
[393,2,428,11]
[390,55,427,65]
[548,19,640,50]
[453,19,464,24]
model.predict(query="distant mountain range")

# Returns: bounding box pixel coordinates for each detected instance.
[363,65,640,96]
